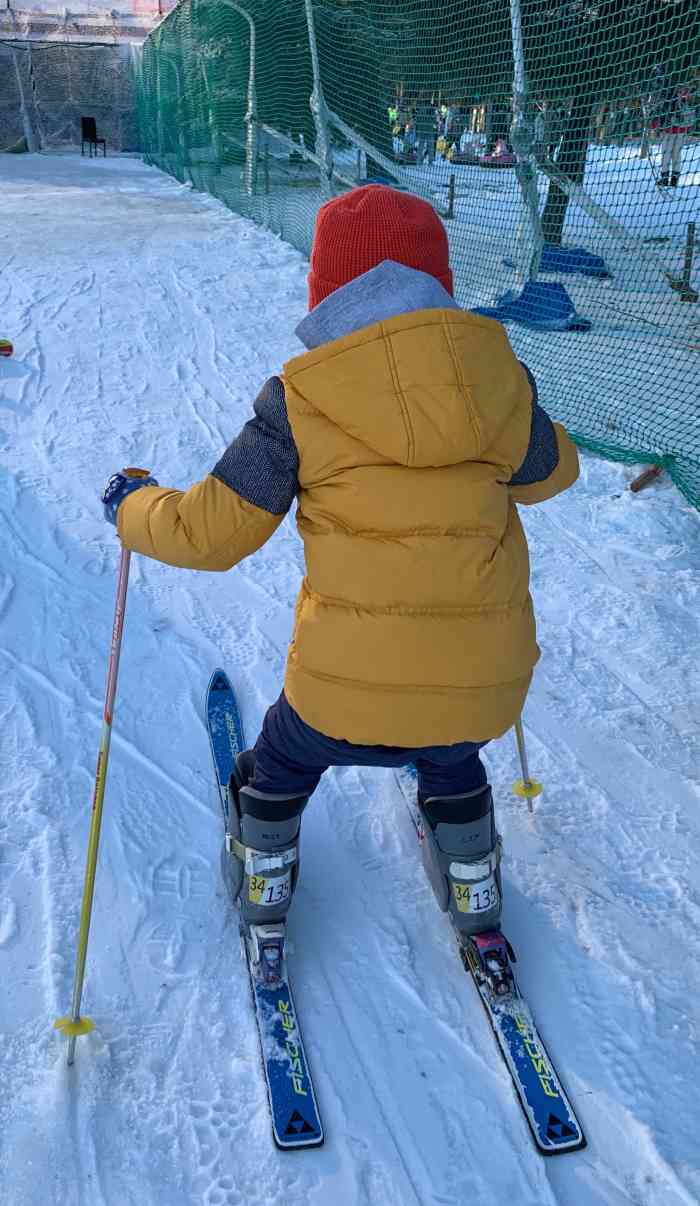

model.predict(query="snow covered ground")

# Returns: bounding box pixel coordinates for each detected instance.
[1,152,699,1206]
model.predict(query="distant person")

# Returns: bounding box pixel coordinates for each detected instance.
[618,103,634,144]
[487,97,511,154]
[445,103,465,149]
[652,68,697,186]
[459,128,485,157]
[403,119,417,155]
[659,88,696,185]
[397,98,411,128]
[534,101,563,158]
[605,104,620,146]
[414,95,438,165]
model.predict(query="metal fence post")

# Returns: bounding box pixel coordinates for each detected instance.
[446,172,456,219]
[198,48,223,168]
[219,2,258,196]
[304,0,333,196]
[508,0,543,285]
[680,222,698,303]
[11,48,39,152]
[160,53,188,175]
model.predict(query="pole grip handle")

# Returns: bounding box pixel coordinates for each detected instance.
[122,467,152,478]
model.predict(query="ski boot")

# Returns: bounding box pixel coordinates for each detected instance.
[418,785,503,939]
[221,751,307,980]
[419,786,514,996]
[670,172,679,187]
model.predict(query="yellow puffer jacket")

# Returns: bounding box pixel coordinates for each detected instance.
[119,307,579,746]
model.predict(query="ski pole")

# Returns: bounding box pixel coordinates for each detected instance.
[54,468,149,1065]
[512,716,543,814]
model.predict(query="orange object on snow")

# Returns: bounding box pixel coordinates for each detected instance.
[0,340,13,357]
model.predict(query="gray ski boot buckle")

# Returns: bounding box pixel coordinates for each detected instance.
[224,830,297,877]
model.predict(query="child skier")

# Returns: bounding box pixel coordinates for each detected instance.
[103,185,579,943]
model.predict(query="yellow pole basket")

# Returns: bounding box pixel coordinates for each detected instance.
[512,717,543,812]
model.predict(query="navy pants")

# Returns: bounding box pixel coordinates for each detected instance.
[252,692,488,801]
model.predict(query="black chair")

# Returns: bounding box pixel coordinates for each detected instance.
[81,117,106,158]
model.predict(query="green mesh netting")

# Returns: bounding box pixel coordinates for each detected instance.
[135,0,700,507]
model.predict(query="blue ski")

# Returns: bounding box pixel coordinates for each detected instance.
[396,766,585,1156]
[206,670,324,1150]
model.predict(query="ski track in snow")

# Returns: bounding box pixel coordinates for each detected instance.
[1,152,699,1206]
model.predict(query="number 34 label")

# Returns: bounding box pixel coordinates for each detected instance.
[248,871,292,907]
[452,874,499,915]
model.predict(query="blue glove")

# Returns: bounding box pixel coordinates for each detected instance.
[102,470,158,525]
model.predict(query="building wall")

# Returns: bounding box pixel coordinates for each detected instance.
[0,42,141,151]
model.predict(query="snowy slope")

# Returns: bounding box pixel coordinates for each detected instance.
[1,152,699,1206]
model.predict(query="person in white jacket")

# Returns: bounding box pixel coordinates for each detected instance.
[653,74,696,186]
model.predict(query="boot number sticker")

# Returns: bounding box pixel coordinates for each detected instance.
[453,874,499,914]
[249,871,291,907]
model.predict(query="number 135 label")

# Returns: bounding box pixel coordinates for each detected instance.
[249,871,292,907]
[453,874,499,914]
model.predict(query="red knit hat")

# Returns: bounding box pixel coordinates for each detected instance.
[308,185,453,309]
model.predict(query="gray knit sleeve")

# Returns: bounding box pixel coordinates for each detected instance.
[509,363,560,487]
[211,376,299,516]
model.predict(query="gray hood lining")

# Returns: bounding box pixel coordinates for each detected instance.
[295,260,460,351]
